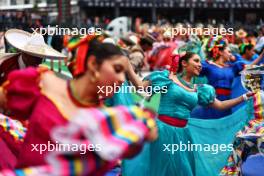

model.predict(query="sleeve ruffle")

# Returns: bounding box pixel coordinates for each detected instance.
[2,67,47,120]
[197,84,216,106]
[144,70,172,88]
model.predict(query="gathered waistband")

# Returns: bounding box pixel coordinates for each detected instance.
[158,115,188,127]
[215,88,231,96]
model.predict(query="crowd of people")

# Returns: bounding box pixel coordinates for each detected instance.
[0,15,264,176]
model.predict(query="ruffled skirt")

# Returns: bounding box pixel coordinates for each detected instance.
[122,97,259,176]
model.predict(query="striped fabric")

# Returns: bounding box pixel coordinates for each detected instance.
[220,91,264,176]
[253,91,264,119]
[0,113,26,141]
[52,105,156,161]
[0,105,156,176]
[0,165,51,176]
[67,37,81,51]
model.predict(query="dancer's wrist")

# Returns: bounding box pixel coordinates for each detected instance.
[242,94,248,101]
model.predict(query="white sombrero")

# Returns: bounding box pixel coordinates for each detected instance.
[5,29,66,59]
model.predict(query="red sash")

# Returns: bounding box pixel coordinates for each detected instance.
[158,115,188,127]
[215,88,231,96]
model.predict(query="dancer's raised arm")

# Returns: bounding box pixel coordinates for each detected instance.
[126,58,194,92]
[126,60,150,89]
[248,49,264,66]
[210,92,254,110]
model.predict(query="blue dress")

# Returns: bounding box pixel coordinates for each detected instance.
[122,70,256,176]
[191,60,244,119]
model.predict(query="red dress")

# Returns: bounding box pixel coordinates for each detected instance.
[3,67,69,168]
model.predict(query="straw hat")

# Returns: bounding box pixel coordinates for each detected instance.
[140,33,156,45]
[129,35,139,45]
[5,29,66,59]
[235,29,248,38]
[102,38,116,45]
[120,36,136,46]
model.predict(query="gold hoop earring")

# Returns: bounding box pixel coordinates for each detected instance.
[90,71,99,83]
[94,71,99,79]
[90,76,96,83]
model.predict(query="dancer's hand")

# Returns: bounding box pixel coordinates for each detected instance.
[243,92,255,101]
[126,58,150,89]
[211,91,255,110]
[126,56,134,72]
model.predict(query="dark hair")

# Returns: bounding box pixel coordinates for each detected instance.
[86,39,125,65]
[206,36,227,60]
[239,44,253,55]
[71,38,125,77]
[177,52,196,73]
[208,45,227,60]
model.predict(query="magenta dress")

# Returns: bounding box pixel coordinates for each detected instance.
[1,67,157,175]
[2,67,70,168]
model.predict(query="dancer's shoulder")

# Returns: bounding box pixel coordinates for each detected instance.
[196,84,216,106]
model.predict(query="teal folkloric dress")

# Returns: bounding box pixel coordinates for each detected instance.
[122,70,258,176]
[104,80,135,106]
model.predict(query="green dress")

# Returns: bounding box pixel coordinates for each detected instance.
[122,70,256,176]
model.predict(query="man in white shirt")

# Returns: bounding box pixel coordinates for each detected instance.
[255,25,264,54]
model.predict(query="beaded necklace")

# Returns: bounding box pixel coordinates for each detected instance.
[177,74,194,89]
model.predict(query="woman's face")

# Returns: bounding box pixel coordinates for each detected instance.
[220,47,233,62]
[245,48,255,59]
[96,55,128,98]
[184,54,202,76]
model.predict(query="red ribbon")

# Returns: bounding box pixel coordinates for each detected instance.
[73,43,89,76]
[71,34,97,76]
[211,46,220,59]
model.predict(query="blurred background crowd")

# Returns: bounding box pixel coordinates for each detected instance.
[1,0,264,66]
[0,1,264,176]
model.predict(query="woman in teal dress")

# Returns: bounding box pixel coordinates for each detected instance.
[123,52,256,176]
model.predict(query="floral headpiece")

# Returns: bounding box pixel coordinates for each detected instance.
[206,36,226,60]
[239,43,253,55]
[67,34,104,77]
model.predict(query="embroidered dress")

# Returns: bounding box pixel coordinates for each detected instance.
[0,105,156,176]
[104,80,135,106]
[0,114,26,169]
[1,67,94,168]
[220,91,264,176]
